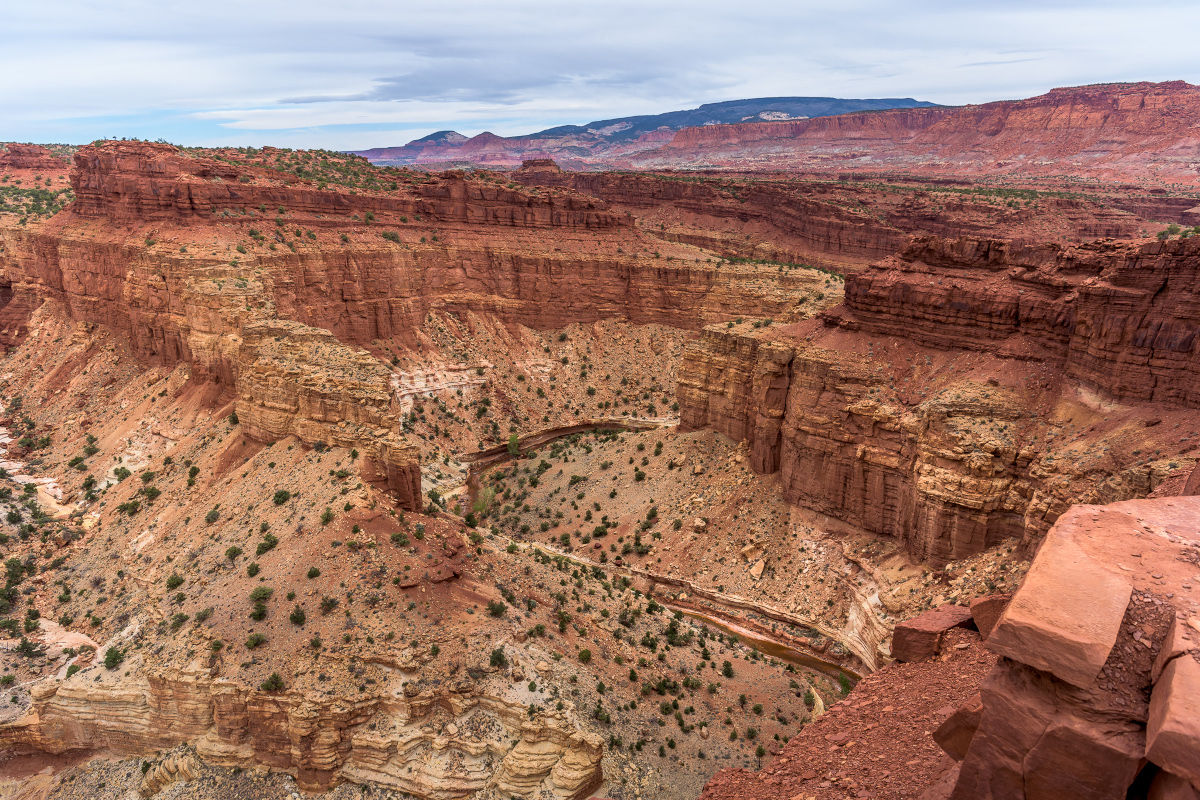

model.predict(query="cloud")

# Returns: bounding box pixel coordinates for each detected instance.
[2,1,1198,148]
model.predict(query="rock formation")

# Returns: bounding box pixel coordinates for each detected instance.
[0,144,69,171]
[944,496,1200,799]
[679,234,1200,565]
[2,664,602,798]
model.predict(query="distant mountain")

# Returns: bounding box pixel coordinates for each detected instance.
[352,96,940,168]
[525,96,941,142]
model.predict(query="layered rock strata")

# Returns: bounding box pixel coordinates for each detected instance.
[680,235,1200,564]
[1,664,602,799]
[1,141,856,508]
[843,236,1200,407]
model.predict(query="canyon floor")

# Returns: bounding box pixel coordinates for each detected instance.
[0,128,1198,800]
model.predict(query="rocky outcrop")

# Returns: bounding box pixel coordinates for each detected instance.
[679,231,1200,565]
[234,319,421,507]
[72,141,623,229]
[945,496,1200,799]
[890,605,975,662]
[842,235,1200,408]
[4,664,602,799]
[677,327,796,474]
[682,330,1039,565]
[0,143,69,171]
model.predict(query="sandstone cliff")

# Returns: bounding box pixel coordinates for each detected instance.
[679,234,1200,565]
[3,663,602,799]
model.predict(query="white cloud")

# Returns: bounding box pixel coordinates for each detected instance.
[1,0,1197,148]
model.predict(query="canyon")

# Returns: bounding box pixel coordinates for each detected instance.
[0,79,1198,800]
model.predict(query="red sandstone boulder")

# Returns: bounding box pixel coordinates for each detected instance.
[986,510,1133,688]
[934,693,982,761]
[1147,656,1200,785]
[968,594,1011,641]
[892,605,975,662]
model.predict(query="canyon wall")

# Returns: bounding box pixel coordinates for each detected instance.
[2,664,603,799]
[0,141,852,510]
[513,166,908,268]
[844,235,1200,407]
[680,235,1200,565]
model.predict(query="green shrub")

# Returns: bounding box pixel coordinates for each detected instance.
[104,646,125,670]
[245,633,266,649]
[272,489,291,506]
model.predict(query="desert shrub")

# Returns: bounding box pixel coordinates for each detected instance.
[104,646,125,669]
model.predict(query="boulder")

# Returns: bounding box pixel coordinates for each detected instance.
[1147,656,1200,785]
[968,594,1011,641]
[934,693,983,761]
[891,605,974,662]
[986,524,1131,688]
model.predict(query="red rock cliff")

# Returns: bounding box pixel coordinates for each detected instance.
[680,234,1200,565]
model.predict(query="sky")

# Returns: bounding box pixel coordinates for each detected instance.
[3,1,1198,151]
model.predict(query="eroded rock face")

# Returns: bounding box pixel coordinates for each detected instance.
[72,141,624,229]
[0,143,69,171]
[678,234,1200,565]
[845,235,1200,408]
[948,497,1200,799]
[3,666,602,799]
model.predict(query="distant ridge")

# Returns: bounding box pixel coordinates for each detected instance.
[353,96,940,167]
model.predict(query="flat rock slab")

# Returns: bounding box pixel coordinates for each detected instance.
[892,605,974,662]
[987,506,1133,688]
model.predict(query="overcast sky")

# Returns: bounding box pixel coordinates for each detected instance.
[3,1,1197,150]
